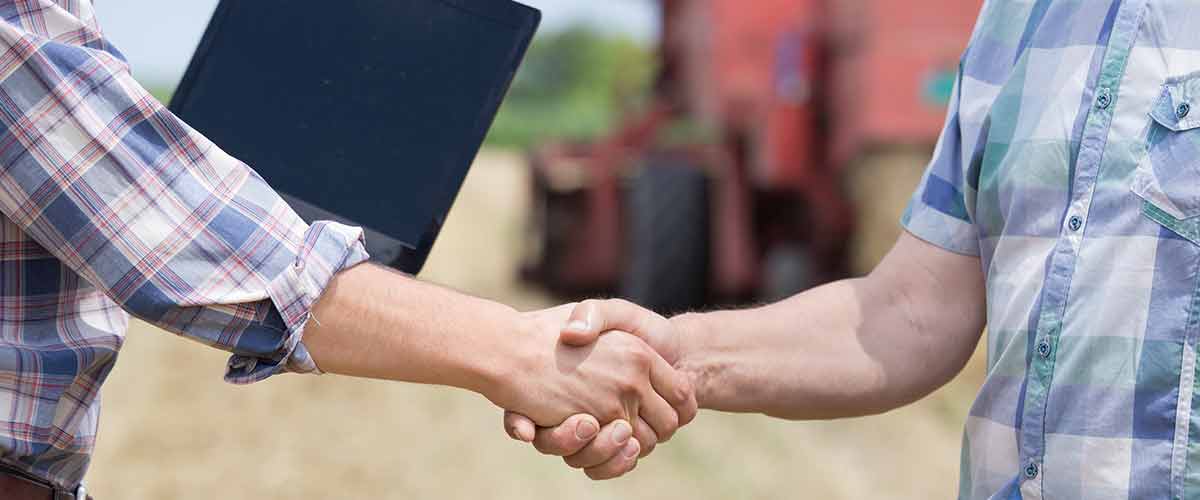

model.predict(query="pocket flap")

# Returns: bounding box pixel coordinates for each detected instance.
[1150,74,1200,131]
[1131,143,1200,220]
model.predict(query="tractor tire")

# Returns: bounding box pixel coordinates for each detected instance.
[620,161,710,315]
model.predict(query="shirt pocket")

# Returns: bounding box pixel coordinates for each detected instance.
[1131,74,1200,244]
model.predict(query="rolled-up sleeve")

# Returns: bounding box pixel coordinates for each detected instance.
[0,11,368,383]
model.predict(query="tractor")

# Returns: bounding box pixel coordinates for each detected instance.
[522,0,983,313]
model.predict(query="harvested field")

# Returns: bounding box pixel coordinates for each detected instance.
[86,150,983,499]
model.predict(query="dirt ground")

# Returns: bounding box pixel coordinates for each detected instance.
[85,150,983,499]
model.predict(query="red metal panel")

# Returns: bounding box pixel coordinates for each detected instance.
[759,26,821,187]
[706,0,819,123]
[828,0,983,165]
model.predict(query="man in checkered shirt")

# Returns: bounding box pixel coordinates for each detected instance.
[508,0,1200,498]
[0,2,699,497]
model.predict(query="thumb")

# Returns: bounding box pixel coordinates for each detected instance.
[560,300,677,363]
[560,300,604,346]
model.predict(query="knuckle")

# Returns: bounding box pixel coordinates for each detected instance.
[666,410,680,431]
[640,438,656,457]
[615,368,644,390]
[678,406,697,427]
[654,426,674,443]
[627,345,653,368]
[660,418,679,440]
[535,432,571,455]
[616,377,641,397]
[600,404,626,423]
[639,421,659,442]
[590,457,636,481]
[547,438,573,455]
[563,455,586,469]
[676,380,695,405]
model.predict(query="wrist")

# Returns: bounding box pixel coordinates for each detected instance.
[470,306,546,408]
[455,301,526,399]
[669,312,716,409]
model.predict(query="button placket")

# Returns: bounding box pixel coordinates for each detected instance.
[1018,10,1137,487]
[1015,2,1148,492]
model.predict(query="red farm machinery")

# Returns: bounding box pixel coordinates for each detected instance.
[522,0,983,313]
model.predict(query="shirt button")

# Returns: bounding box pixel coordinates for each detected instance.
[1037,341,1051,358]
[1179,102,1192,119]
[1095,87,1112,109]
[1068,215,1083,232]
[1025,461,1040,479]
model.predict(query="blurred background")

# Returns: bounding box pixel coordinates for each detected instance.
[87,0,985,498]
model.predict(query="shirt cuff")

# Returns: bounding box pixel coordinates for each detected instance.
[901,198,981,257]
[224,221,370,384]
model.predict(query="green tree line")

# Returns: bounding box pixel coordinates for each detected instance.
[484,26,655,148]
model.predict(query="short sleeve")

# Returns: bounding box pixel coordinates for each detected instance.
[901,62,982,257]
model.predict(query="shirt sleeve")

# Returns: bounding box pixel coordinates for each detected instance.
[0,7,369,383]
[900,60,982,257]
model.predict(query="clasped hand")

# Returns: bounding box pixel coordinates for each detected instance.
[490,300,694,480]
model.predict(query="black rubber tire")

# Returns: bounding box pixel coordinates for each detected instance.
[620,160,710,315]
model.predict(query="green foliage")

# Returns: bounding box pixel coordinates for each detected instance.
[485,26,655,149]
[146,86,173,105]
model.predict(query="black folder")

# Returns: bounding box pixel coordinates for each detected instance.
[169,0,540,273]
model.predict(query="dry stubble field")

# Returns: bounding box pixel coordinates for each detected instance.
[85,151,984,499]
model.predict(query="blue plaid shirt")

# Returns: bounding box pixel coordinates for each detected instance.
[0,1,368,488]
[905,0,1200,498]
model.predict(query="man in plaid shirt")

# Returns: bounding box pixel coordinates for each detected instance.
[509,0,1200,498]
[0,2,699,497]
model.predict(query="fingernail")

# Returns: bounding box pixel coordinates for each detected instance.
[612,421,632,444]
[623,440,640,459]
[575,419,598,440]
[566,320,589,332]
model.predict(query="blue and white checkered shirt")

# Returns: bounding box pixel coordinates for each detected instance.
[905,0,1200,498]
[0,1,368,489]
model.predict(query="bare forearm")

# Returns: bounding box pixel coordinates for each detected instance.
[673,278,933,419]
[302,263,516,396]
[674,233,986,419]
[298,263,690,431]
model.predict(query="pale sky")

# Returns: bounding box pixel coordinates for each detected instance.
[93,0,658,85]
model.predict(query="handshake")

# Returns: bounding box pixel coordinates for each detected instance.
[489,299,697,481]
[304,264,702,481]
[306,233,979,482]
